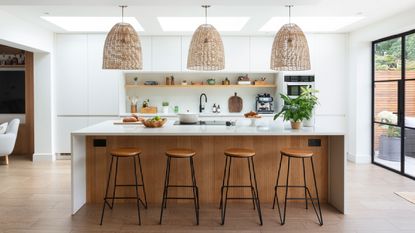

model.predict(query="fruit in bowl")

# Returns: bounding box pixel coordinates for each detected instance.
[143,116,167,128]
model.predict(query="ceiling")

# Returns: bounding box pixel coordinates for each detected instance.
[1,0,415,35]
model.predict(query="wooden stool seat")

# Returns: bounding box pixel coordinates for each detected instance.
[280,148,313,158]
[224,148,255,158]
[165,148,196,158]
[110,148,142,157]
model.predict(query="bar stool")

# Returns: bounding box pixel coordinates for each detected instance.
[100,147,148,225]
[159,148,199,225]
[272,148,323,225]
[219,148,263,225]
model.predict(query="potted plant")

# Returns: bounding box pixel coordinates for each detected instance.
[377,111,400,161]
[162,101,169,114]
[273,87,318,129]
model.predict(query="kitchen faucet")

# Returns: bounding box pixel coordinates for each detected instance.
[199,93,207,113]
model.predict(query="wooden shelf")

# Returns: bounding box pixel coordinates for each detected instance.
[0,65,25,71]
[125,84,276,88]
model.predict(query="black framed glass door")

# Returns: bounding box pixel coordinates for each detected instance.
[372,30,415,179]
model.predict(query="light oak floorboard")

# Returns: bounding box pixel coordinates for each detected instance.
[0,157,415,233]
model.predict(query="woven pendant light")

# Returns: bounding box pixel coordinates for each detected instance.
[103,5,142,70]
[187,5,225,71]
[270,5,310,71]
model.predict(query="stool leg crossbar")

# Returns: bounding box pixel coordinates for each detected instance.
[219,156,263,225]
[100,155,148,225]
[272,155,323,226]
[159,156,200,225]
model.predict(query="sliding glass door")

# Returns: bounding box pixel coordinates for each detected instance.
[372,30,415,179]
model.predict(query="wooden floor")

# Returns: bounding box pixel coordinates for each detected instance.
[1,156,415,233]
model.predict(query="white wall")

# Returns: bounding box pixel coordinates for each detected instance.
[348,6,415,163]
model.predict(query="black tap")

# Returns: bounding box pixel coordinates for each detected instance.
[199,93,207,113]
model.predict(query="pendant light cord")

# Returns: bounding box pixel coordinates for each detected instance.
[286,5,293,24]
[202,5,210,25]
[119,5,127,23]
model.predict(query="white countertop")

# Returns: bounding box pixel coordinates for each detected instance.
[72,118,346,136]
[119,113,275,117]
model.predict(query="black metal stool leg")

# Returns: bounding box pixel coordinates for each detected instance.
[247,157,256,210]
[110,157,119,209]
[163,157,172,209]
[138,155,148,209]
[159,156,171,224]
[219,156,228,209]
[273,154,283,209]
[100,156,114,225]
[190,157,199,225]
[250,157,263,225]
[310,157,323,225]
[276,156,290,225]
[133,156,142,225]
[220,156,232,225]
[302,158,308,210]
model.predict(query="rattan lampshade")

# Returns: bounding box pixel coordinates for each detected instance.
[187,5,225,71]
[103,6,142,70]
[187,24,225,71]
[270,6,310,71]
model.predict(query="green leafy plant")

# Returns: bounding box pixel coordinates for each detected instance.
[162,101,169,107]
[273,87,318,122]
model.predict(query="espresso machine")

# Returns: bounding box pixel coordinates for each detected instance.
[256,93,274,114]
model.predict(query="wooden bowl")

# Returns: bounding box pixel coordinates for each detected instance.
[143,118,167,128]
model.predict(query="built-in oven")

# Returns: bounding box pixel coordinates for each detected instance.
[284,75,315,98]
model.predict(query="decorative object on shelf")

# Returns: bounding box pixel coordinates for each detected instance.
[237,74,251,85]
[142,99,149,108]
[141,106,157,114]
[191,81,203,85]
[133,77,138,85]
[16,51,25,65]
[270,5,310,71]
[0,53,6,65]
[377,111,400,161]
[144,81,158,85]
[187,5,225,71]
[228,92,243,113]
[103,5,142,70]
[128,96,139,113]
[181,80,188,85]
[162,101,169,114]
[222,77,230,85]
[273,87,318,129]
[207,78,216,85]
[254,77,268,85]
[174,105,179,113]
[171,76,175,85]
[212,104,217,113]
[165,76,171,85]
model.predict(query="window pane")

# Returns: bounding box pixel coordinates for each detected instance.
[374,123,401,170]
[405,80,415,127]
[406,33,415,79]
[374,82,398,124]
[405,128,415,177]
[375,38,402,81]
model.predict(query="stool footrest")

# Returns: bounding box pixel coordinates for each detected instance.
[226,197,257,200]
[115,184,145,187]
[105,197,145,200]
[166,185,197,188]
[165,197,197,200]
[222,185,253,188]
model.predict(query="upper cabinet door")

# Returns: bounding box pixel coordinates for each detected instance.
[140,36,152,71]
[222,37,250,72]
[55,34,88,115]
[87,34,120,115]
[250,37,273,72]
[152,36,182,71]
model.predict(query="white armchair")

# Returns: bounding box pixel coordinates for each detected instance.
[0,119,20,165]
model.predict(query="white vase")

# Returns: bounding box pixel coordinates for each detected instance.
[162,106,169,114]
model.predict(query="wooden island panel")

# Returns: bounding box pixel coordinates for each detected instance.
[86,136,328,205]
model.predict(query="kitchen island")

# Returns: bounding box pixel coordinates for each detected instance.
[71,120,346,215]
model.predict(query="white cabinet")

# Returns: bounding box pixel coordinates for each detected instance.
[55,34,88,115]
[55,117,88,153]
[181,36,191,71]
[250,37,273,71]
[87,34,120,116]
[152,36,182,71]
[140,36,152,71]
[222,37,250,71]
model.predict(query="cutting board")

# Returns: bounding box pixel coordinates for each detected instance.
[228,92,243,113]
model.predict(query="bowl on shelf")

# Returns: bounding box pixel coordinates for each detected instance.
[143,118,167,128]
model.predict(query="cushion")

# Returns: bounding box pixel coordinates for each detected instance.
[0,122,8,134]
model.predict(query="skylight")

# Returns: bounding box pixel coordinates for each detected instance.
[158,17,250,31]
[259,17,364,32]
[41,16,144,32]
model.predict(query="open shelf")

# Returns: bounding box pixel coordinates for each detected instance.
[125,84,276,88]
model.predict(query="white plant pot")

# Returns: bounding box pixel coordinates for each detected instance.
[162,106,169,114]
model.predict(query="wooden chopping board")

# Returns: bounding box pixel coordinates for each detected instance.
[228,92,243,113]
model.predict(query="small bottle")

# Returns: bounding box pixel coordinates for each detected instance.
[171,76,175,85]
[212,104,217,113]
[217,105,221,113]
